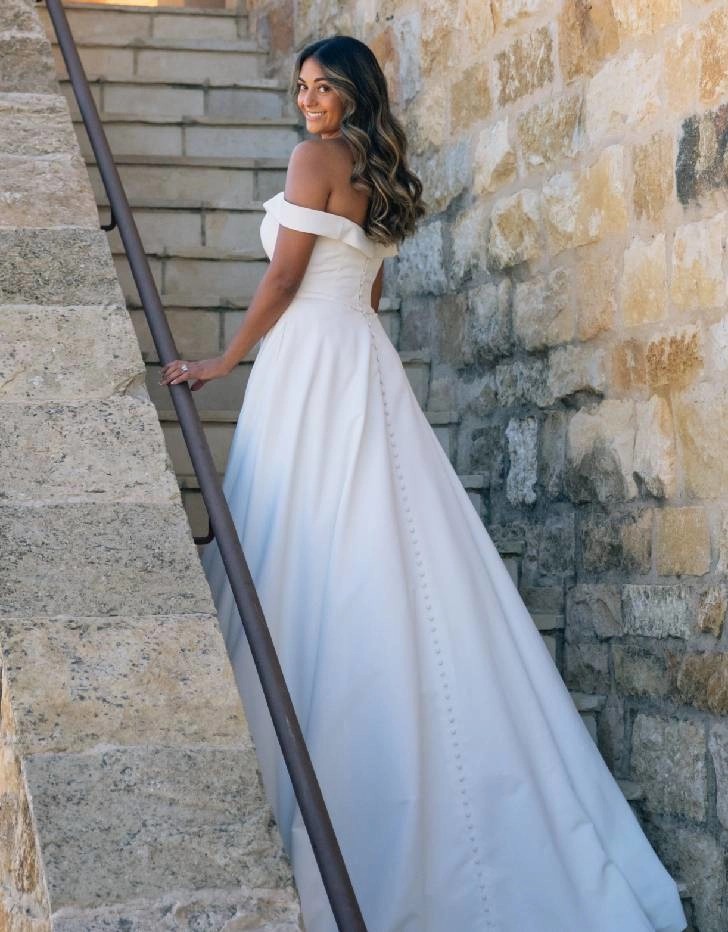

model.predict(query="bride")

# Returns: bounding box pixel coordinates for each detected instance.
[160,34,687,932]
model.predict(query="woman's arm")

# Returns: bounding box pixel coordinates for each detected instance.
[161,142,329,389]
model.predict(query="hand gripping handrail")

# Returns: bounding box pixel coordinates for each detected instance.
[43,3,367,928]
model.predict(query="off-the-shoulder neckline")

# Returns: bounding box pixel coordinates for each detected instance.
[271,191,367,232]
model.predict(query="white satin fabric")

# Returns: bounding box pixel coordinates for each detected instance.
[201,193,687,932]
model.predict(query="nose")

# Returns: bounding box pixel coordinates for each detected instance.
[302,88,316,108]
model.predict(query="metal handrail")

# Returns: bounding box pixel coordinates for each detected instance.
[44,2,366,928]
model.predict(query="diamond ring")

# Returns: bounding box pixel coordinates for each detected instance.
[181,364,189,372]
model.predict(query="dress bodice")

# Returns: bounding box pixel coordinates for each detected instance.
[259,192,398,309]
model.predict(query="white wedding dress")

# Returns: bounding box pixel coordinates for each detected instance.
[201,192,687,932]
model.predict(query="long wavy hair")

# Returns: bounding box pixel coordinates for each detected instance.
[290,35,426,246]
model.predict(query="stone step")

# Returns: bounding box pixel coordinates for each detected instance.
[73,112,301,159]
[50,39,268,86]
[38,2,248,44]
[87,155,288,208]
[60,76,293,120]
[105,204,264,253]
[128,296,403,362]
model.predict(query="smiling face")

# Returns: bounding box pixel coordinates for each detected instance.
[296,57,345,139]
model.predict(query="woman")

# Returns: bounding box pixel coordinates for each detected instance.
[160,35,687,932]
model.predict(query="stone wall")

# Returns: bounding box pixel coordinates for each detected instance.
[0,1,301,927]
[248,0,728,928]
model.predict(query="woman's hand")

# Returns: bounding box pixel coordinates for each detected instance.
[159,355,232,392]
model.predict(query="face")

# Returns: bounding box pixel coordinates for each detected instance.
[296,57,345,140]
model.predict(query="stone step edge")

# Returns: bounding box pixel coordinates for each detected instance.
[52,36,264,53]
[111,244,265,261]
[73,112,300,128]
[127,294,402,311]
[176,470,485,492]
[86,154,289,168]
[62,75,288,92]
[40,1,245,18]
[100,199,265,212]
[159,407,459,427]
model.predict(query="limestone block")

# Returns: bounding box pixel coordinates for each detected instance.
[709,721,728,829]
[0,230,123,305]
[536,510,576,583]
[633,132,674,222]
[473,119,516,196]
[671,213,726,309]
[700,8,728,105]
[565,400,636,503]
[495,357,553,408]
[411,137,471,214]
[505,416,537,506]
[494,26,553,106]
[153,11,239,41]
[0,305,143,402]
[0,0,44,33]
[408,81,447,152]
[487,189,542,270]
[454,0,495,64]
[674,381,728,499]
[538,409,566,499]
[645,324,703,390]
[0,34,55,93]
[677,653,728,715]
[542,146,628,255]
[621,235,667,326]
[514,267,573,350]
[707,313,728,375]
[610,0,680,37]
[0,93,76,156]
[585,50,662,143]
[52,889,302,931]
[656,507,711,577]
[575,252,616,340]
[698,586,727,637]
[0,615,247,755]
[0,154,98,228]
[648,819,726,932]
[492,0,550,28]
[0,398,177,503]
[396,221,447,295]
[665,26,699,113]
[611,338,647,392]
[623,584,694,638]
[632,394,676,499]
[631,713,706,821]
[450,200,489,285]
[613,644,672,698]
[564,641,610,693]
[547,343,607,402]
[558,0,619,82]
[450,62,491,130]
[0,503,214,617]
[465,279,512,363]
[23,746,295,910]
[579,508,652,574]
[516,94,583,170]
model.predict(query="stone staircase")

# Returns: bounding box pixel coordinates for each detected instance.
[39,4,692,922]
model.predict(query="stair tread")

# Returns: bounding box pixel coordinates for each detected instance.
[87,153,289,168]
[42,1,243,17]
[112,245,265,262]
[73,112,300,127]
[128,294,402,311]
[62,74,287,91]
[159,406,451,424]
[53,36,263,53]
[176,469,483,490]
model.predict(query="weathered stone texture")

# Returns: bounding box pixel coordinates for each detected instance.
[0,305,144,402]
[709,721,728,830]
[670,214,726,310]
[505,416,538,506]
[677,653,728,715]
[558,0,619,82]
[633,132,674,222]
[621,235,667,326]
[473,119,516,195]
[674,382,728,499]
[494,26,553,105]
[566,584,622,639]
[565,400,636,503]
[575,252,616,340]
[623,585,694,638]
[613,643,674,698]
[579,508,652,575]
[700,8,728,105]
[633,395,677,499]
[0,153,98,228]
[0,93,77,156]
[611,0,680,37]
[542,146,628,254]
[0,504,214,617]
[585,50,662,143]
[655,507,711,577]
[631,713,706,821]
[487,188,541,269]
[516,94,583,169]
[465,280,512,364]
[645,325,703,391]
[698,586,727,638]
[514,268,573,350]
[0,34,56,94]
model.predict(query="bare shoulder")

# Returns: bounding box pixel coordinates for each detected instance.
[285,139,357,208]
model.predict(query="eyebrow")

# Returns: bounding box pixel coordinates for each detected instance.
[296,77,328,83]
